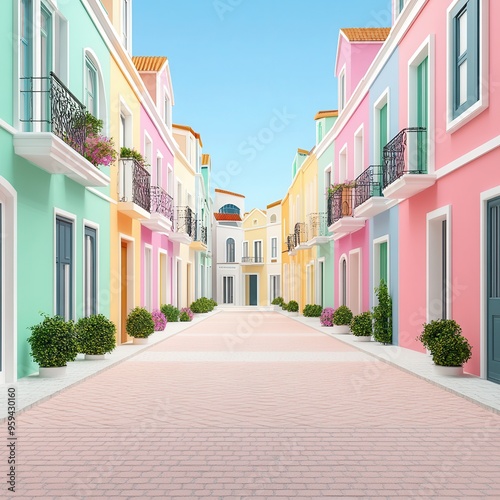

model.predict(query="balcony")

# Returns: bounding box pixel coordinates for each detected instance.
[294,222,308,250]
[170,206,195,244]
[327,189,365,240]
[191,222,208,252]
[14,72,110,187]
[306,212,330,246]
[287,234,297,256]
[382,127,436,199]
[117,158,151,219]
[241,256,264,265]
[141,186,173,233]
[354,165,397,218]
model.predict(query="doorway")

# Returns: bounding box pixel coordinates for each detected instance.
[120,240,133,344]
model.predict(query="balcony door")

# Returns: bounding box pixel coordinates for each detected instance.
[40,4,52,128]
[254,241,262,263]
[20,0,33,128]
[56,217,73,321]
[416,57,428,172]
[379,103,388,165]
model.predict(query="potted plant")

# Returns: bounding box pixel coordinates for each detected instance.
[320,307,335,327]
[120,147,148,168]
[431,331,472,376]
[28,314,78,377]
[75,314,116,360]
[287,300,299,316]
[332,305,353,333]
[161,304,180,322]
[303,304,322,317]
[281,302,288,313]
[179,307,194,322]
[350,312,373,342]
[271,296,284,311]
[373,280,392,344]
[126,307,155,344]
[151,309,167,331]
[417,319,461,355]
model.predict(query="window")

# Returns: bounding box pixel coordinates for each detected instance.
[340,258,347,306]
[271,237,277,259]
[254,240,262,262]
[339,146,348,183]
[85,57,97,117]
[84,226,97,316]
[270,214,277,224]
[242,241,248,258]
[144,133,153,171]
[156,156,162,187]
[144,246,152,311]
[374,92,389,165]
[397,0,406,16]
[226,238,235,263]
[354,126,364,179]
[450,0,479,119]
[270,275,280,302]
[122,0,131,51]
[339,68,346,111]
[223,276,234,304]
[220,204,240,215]
[56,216,73,321]
[164,94,171,128]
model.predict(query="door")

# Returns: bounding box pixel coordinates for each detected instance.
[487,198,500,383]
[56,217,73,320]
[20,0,33,129]
[84,226,97,316]
[318,261,324,307]
[379,103,388,165]
[40,4,52,129]
[416,57,428,172]
[159,253,167,306]
[120,242,128,343]
[379,242,388,284]
[249,275,258,306]
[349,253,361,315]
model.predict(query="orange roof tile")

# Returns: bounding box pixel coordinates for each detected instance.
[266,200,282,209]
[172,123,203,147]
[214,188,245,198]
[298,148,309,155]
[132,56,168,72]
[214,213,242,221]
[341,28,391,42]
[314,110,339,120]
[202,154,210,165]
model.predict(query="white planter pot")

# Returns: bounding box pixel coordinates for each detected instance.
[133,337,149,345]
[85,354,106,360]
[288,311,299,316]
[354,335,372,342]
[273,305,281,312]
[332,325,351,334]
[434,365,463,376]
[39,366,67,378]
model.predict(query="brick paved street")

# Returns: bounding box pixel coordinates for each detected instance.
[5,311,500,499]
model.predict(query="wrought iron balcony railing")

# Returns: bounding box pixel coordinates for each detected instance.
[119,158,151,213]
[382,127,427,189]
[294,222,307,247]
[150,186,174,222]
[20,72,88,157]
[354,165,383,208]
[287,234,296,253]
[193,223,208,245]
[327,188,354,226]
[307,213,328,240]
[176,206,196,237]
[242,257,264,263]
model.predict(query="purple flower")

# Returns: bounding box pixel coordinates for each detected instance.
[179,307,194,322]
[320,307,335,327]
[151,309,167,331]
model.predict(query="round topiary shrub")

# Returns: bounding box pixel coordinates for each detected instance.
[161,304,180,323]
[333,305,353,326]
[28,314,78,367]
[281,302,288,310]
[272,296,284,306]
[126,307,155,338]
[431,333,472,367]
[303,304,323,317]
[151,309,167,331]
[190,297,214,313]
[350,312,373,337]
[209,298,218,308]
[179,307,194,322]
[75,314,116,355]
[287,300,299,312]
[320,307,335,327]
[417,319,462,353]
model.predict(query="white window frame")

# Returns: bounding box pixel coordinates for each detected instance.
[338,144,348,183]
[271,237,278,259]
[338,254,348,307]
[144,244,153,311]
[83,219,99,316]
[254,239,263,262]
[372,235,390,306]
[83,49,108,131]
[354,124,364,180]
[122,0,132,52]
[144,131,153,172]
[373,89,390,165]
[338,65,346,112]
[155,152,163,187]
[242,240,249,259]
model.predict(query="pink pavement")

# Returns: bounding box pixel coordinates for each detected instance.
[7,312,500,498]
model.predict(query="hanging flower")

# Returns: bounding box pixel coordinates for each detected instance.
[84,134,118,167]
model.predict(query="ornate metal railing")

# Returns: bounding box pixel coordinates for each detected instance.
[150,186,174,222]
[119,158,151,212]
[307,213,328,240]
[354,165,383,208]
[294,222,307,247]
[327,189,354,225]
[242,257,264,263]
[20,72,88,156]
[382,127,427,189]
[287,234,296,253]
[176,206,196,237]
[193,223,208,245]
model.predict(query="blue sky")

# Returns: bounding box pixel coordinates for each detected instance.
[133,0,392,210]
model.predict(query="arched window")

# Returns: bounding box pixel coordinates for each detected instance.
[341,258,347,306]
[270,214,277,224]
[220,204,240,215]
[84,49,107,130]
[226,238,235,263]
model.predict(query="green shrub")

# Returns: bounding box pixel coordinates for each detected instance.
[333,305,353,325]
[373,280,392,344]
[190,297,214,313]
[75,314,116,355]
[350,312,373,337]
[28,314,78,368]
[126,307,155,338]
[209,298,218,308]
[161,304,180,323]
[417,319,462,352]
[303,304,322,317]
[281,302,288,310]
[287,300,299,312]
[431,333,472,367]
[272,296,284,306]
[179,307,194,322]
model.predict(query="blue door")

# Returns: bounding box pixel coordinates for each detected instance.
[56,217,73,320]
[84,226,97,316]
[487,198,500,383]
[249,275,258,306]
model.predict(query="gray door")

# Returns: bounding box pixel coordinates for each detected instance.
[56,217,73,320]
[487,197,500,383]
[249,275,258,306]
[84,226,97,316]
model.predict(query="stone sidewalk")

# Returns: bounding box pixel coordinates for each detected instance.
[2,310,500,498]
